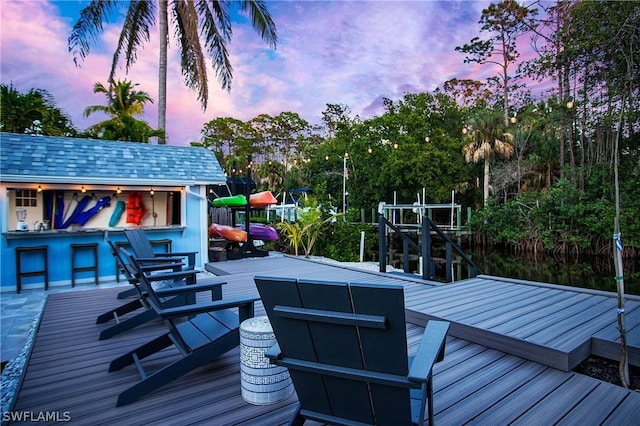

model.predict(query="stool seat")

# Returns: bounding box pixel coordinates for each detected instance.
[71,243,99,287]
[16,245,49,294]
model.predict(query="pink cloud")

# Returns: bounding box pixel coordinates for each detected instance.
[2,1,554,146]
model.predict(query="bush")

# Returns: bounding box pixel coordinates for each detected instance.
[314,221,378,262]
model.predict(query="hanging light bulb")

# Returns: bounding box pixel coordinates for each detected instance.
[81,186,87,193]
[116,187,122,195]
[150,188,155,196]
[37,185,42,192]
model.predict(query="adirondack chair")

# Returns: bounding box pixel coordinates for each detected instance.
[110,248,258,406]
[124,228,197,270]
[254,276,450,426]
[96,235,225,340]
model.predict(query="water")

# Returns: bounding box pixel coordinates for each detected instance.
[468,249,640,296]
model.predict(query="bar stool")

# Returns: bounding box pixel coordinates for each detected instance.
[15,245,49,294]
[71,243,99,287]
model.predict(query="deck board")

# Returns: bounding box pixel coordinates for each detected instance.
[8,255,640,424]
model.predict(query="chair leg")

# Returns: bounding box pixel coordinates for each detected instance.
[117,287,139,299]
[96,299,144,324]
[99,308,159,340]
[427,376,434,426]
[115,331,239,406]
[109,333,173,372]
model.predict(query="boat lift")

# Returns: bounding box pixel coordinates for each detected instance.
[378,189,465,235]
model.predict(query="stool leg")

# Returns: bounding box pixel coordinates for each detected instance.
[71,248,76,287]
[44,247,49,291]
[16,251,22,294]
[94,246,99,285]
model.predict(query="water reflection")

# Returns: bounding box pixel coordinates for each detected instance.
[469,249,640,296]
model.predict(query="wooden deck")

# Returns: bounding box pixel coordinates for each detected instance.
[208,256,640,371]
[8,255,640,425]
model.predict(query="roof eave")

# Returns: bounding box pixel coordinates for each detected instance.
[0,175,226,187]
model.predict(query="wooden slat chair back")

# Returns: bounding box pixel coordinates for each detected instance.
[124,228,196,268]
[110,248,257,406]
[255,276,449,426]
[97,235,222,340]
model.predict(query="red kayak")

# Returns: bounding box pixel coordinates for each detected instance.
[249,191,277,207]
[209,223,247,242]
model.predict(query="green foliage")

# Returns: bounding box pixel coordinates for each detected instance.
[314,222,378,262]
[470,177,618,250]
[84,80,164,142]
[0,84,76,136]
[275,196,338,257]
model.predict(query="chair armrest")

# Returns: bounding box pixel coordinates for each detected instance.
[135,256,185,263]
[139,263,185,273]
[408,320,449,384]
[154,252,196,266]
[145,269,197,283]
[154,251,196,257]
[157,296,259,318]
[264,343,282,363]
[155,280,226,297]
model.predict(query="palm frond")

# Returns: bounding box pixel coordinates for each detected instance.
[198,0,233,91]
[68,0,120,66]
[174,0,209,108]
[109,0,156,82]
[239,0,278,48]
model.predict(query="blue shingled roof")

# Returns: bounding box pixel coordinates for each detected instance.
[0,133,226,186]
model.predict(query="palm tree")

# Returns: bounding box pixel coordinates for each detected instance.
[84,79,163,142]
[0,84,75,136]
[69,0,278,144]
[84,80,153,118]
[462,109,515,206]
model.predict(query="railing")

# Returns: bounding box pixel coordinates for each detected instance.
[378,214,481,282]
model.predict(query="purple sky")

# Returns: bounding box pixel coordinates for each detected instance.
[1,1,549,146]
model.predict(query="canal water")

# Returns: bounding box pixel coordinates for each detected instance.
[468,249,640,296]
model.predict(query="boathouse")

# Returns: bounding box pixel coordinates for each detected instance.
[0,132,225,292]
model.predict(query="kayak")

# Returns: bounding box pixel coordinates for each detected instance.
[249,191,277,207]
[237,223,279,241]
[211,194,247,207]
[209,223,247,242]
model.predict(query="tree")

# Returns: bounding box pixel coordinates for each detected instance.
[462,109,515,206]
[69,0,277,144]
[84,79,163,142]
[0,84,76,136]
[84,80,154,119]
[456,0,537,127]
[197,116,246,163]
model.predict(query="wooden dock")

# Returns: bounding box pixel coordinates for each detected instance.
[8,255,640,425]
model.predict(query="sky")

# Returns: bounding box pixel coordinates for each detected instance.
[0,0,550,146]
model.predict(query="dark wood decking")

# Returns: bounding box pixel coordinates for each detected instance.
[9,256,640,425]
[208,256,640,371]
